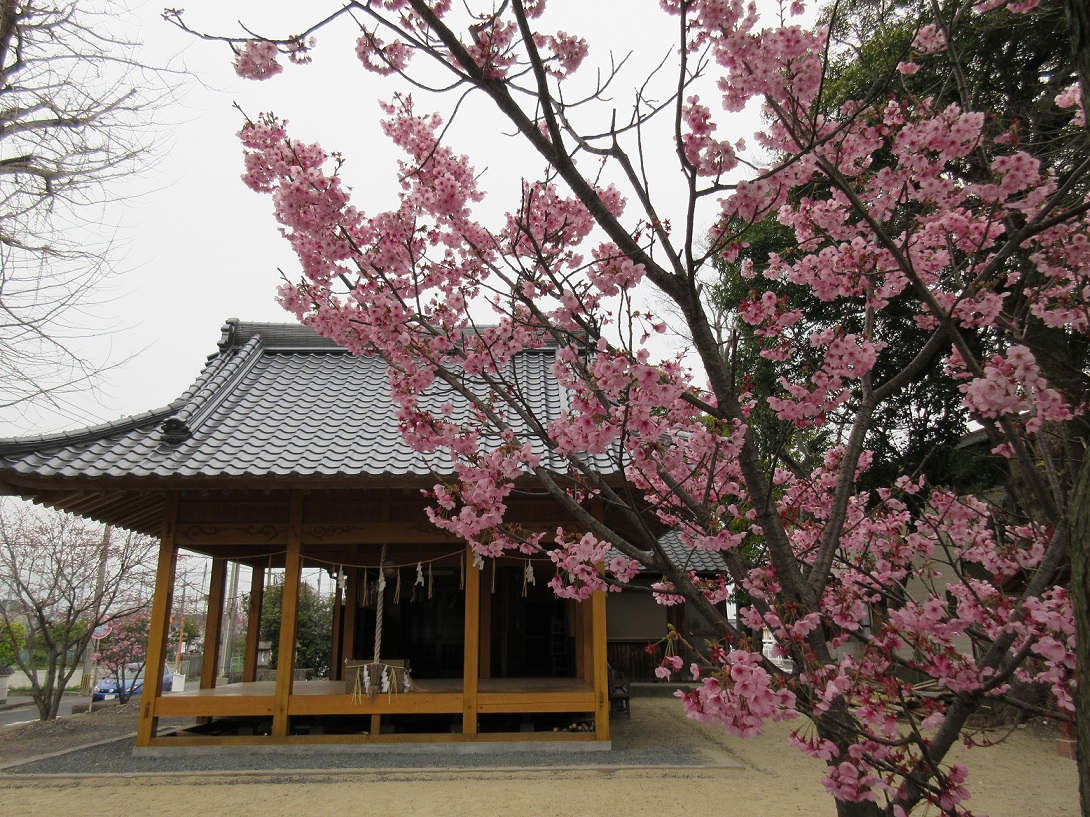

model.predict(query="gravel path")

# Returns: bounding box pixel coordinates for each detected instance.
[0,699,740,776]
[0,699,1078,817]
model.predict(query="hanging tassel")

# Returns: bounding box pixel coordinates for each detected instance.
[428,561,434,599]
[362,568,369,606]
[523,559,536,597]
[460,554,465,590]
[491,559,497,594]
[394,569,401,604]
[351,664,363,705]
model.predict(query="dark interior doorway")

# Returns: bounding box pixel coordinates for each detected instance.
[355,568,465,678]
[489,565,573,678]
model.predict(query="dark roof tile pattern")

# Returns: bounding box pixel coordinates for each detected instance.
[657,529,729,573]
[0,319,614,483]
[609,530,728,575]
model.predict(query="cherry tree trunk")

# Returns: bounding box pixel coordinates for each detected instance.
[832,800,883,817]
[1070,454,1090,815]
[1060,0,1090,804]
[815,705,886,817]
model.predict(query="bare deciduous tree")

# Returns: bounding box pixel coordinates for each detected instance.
[0,498,155,720]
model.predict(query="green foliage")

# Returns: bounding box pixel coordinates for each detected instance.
[711,0,1087,499]
[713,214,832,473]
[259,578,333,678]
[0,620,25,670]
[26,619,89,666]
[169,618,200,653]
[821,0,1084,176]
[715,222,985,493]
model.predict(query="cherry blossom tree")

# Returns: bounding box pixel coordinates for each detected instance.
[0,499,155,719]
[93,611,151,704]
[171,1,1087,814]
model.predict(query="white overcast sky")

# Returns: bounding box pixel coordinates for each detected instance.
[2,0,781,437]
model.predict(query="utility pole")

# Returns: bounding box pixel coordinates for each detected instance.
[80,525,111,693]
[220,561,240,679]
[175,580,187,673]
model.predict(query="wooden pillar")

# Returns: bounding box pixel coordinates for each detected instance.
[200,558,228,689]
[478,559,492,679]
[330,569,343,682]
[272,491,304,739]
[587,498,610,741]
[462,546,481,736]
[579,598,594,683]
[342,567,358,666]
[592,585,610,742]
[242,565,264,683]
[136,494,179,747]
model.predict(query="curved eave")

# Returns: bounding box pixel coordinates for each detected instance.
[0,402,184,458]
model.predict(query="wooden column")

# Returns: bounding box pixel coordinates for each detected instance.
[200,558,228,689]
[592,585,610,742]
[342,567,359,666]
[478,559,492,679]
[136,494,179,747]
[329,569,343,682]
[579,598,594,683]
[272,491,304,739]
[588,498,610,741]
[242,565,264,683]
[462,546,481,736]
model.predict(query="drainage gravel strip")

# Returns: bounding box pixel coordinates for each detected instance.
[2,732,732,777]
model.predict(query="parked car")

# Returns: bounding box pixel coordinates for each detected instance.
[92,663,174,702]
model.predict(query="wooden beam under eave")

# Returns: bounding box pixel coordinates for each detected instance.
[175,520,590,551]
[272,491,304,738]
[242,565,264,683]
[462,545,481,736]
[176,524,288,548]
[201,559,228,690]
[136,494,179,747]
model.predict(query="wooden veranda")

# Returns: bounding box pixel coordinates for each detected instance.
[137,488,610,749]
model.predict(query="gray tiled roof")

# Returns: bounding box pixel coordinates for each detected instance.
[0,319,614,484]
[656,529,729,573]
[609,529,728,576]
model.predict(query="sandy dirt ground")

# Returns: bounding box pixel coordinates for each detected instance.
[0,698,1078,817]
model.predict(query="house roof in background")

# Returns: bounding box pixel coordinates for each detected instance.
[607,529,728,576]
[655,530,729,574]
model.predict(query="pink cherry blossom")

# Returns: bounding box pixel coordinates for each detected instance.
[233,40,283,80]
[184,1,1090,811]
